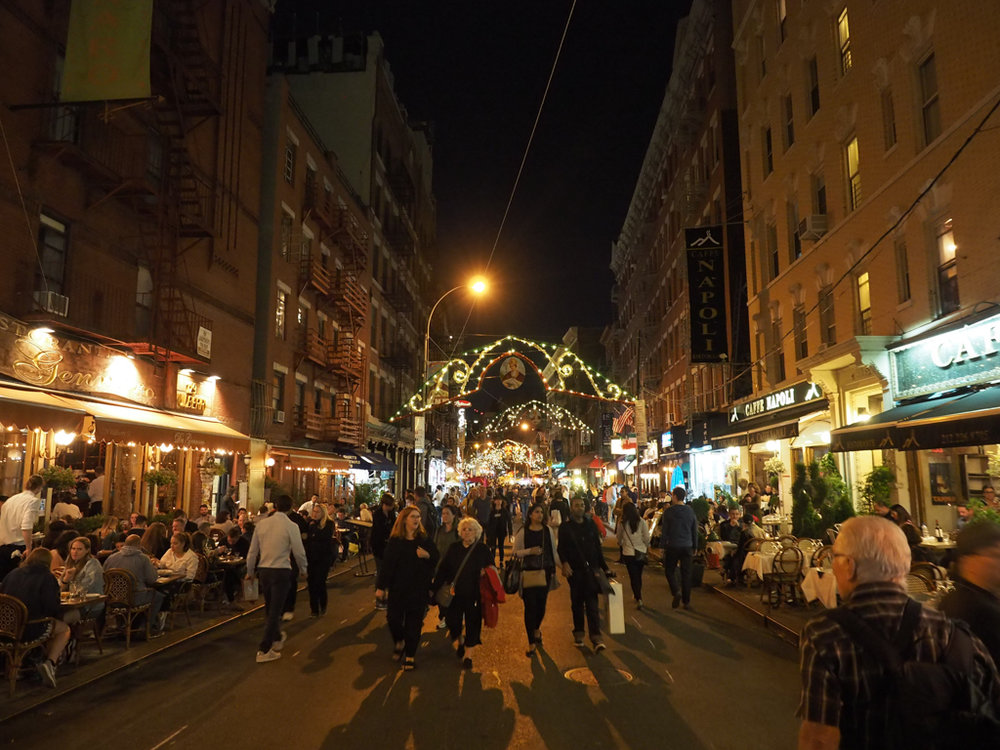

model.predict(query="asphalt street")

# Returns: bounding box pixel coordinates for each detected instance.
[1,557,802,750]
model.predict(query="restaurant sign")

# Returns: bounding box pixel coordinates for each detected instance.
[890,313,1000,399]
[729,381,823,424]
[685,226,729,363]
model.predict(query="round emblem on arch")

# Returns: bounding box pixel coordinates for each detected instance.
[499,356,526,390]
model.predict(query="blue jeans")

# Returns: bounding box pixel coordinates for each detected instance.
[663,547,693,604]
[258,568,292,652]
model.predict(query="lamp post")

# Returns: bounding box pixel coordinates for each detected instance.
[422,277,488,400]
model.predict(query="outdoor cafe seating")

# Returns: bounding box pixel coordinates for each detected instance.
[0,594,54,697]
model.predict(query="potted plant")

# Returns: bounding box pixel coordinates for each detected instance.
[857,464,894,515]
[763,455,786,486]
[40,464,76,491]
[144,468,177,487]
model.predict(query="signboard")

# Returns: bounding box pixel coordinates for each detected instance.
[197,326,212,359]
[610,437,637,455]
[685,226,729,362]
[660,431,673,450]
[729,381,823,425]
[414,415,425,454]
[890,313,1000,399]
[634,398,647,445]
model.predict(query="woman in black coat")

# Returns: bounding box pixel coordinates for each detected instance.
[374,506,438,670]
[485,496,512,566]
[305,504,336,616]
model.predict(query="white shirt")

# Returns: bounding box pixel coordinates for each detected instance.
[298,500,320,513]
[432,489,444,506]
[88,474,106,503]
[0,489,42,545]
[52,501,83,520]
[246,512,307,575]
[159,548,200,580]
[359,507,373,523]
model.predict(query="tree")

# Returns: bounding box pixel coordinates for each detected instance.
[856,465,895,515]
[792,462,822,538]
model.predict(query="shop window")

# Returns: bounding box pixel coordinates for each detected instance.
[881,88,897,150]
[936,217,959,315]
[275,289,287,339]
[836,8,852,75]
[895,237,911,303]
[807,56,820,117]
[857,272,872,334]
[920,53,941,145]
[845,136,861,211]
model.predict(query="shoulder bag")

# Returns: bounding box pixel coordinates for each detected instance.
[625,523,647,564]
[435,543,476,607]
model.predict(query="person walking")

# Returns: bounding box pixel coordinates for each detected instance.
[375,506,438,671]
[433,517,493,670]
[370,493,397,610]
[0,474,45,581]
[245,495,307,663]
[512,501,560,656]
[939,520,1000,666]
[616,500,650,609]
[558,496,612,651]
[660,486,698,610]
[281,501,309,622]
[305,503,335,617]
[485,495,513,567]
[432,505,460,630]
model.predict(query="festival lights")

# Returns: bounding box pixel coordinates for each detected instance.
[481,399,593,435]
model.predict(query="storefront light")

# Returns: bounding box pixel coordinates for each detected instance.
[159,443,174,453]
[53,430,75,446]
[765,440,780,452]
[265,457,276,467]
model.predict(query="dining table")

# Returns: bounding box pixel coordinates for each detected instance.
[742,551,776,581]
[800,567,838,608]
[59,591,107,611]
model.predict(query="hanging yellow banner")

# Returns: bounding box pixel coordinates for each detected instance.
[61,0,153,102]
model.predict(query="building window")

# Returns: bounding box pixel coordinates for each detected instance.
[279,212,293,260]
[919,54,941,144]
[38,213,68,295]
[763,127,774,176]
[857,272,872,334]
[793,305,808,360]
[836,8,852,75]
[787,201,801,261]
[845,136,861,211]
[777,0,787,43]
[936,217,959,314]
[297,304,306,328]
[767,221,779,281]
[819,285,836,345]
[294,381,305,418]
[895,237,911,302]
[771,318,786,383]
[807,56,820,116]
[275,289,287,339]
[271,369,285,416]
[749,240,758,295]
[305,166,316,201]
[283,140,296,183]
[300,234,311,265]
[783,94,795,150]
[812,172,828,216]
[314,386,323,414]
[757,35,766,79]
[881,88,897,150]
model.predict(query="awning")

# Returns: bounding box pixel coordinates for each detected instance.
[711,401,828,448]
[333,448,398,472]
[791,420,832,448]
[0,382,87,433]
[269,445,351,472]
[566,453,603,470]
[68,395,250,453]
[829,389,998,452]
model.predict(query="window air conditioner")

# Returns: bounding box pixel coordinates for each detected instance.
[798,215,828,241]
[33,290,70,317]
[273,410,286,424]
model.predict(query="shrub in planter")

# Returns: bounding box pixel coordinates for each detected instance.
[41,465,76,491]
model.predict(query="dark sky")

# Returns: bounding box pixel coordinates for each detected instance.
[276,1,692,342]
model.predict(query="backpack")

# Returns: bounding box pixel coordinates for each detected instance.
[419,499,438,536]
[828,598,1000,749]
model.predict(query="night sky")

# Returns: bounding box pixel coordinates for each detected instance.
[276,0,692,343]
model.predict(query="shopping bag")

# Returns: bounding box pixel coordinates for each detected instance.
[242,578,259,602]
[604,580,625,634]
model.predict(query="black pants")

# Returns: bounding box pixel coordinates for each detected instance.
[663,546,694,604]
[307,560,332,614]
[568,572,601,640]
[487,534,505,565]
[446,593,482,647]
[258,567,292,653]
[386,599,426,657]
[223,566,243,602]
[521,580,549,643]
[622,554,645,601]
[283,559,298,614]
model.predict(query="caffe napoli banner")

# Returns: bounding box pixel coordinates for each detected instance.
[685,226,729,363]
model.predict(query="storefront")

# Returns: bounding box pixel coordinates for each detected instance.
[266,445,352,504]
[830,310,1000,528]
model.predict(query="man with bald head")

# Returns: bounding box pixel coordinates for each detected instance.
[104,534,165,634]
[797,516,1000,749]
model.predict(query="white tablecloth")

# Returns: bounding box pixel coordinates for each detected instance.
[918,538,956,550]
[801,567,838,608]
[742,551,776,580]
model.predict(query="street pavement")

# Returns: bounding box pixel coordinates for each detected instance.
[2,555,803,749]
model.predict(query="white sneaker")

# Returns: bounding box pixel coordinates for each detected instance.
[37,659,57,688]
[273,630,288,652]
[256,649,282,663]
[281,612,294,622]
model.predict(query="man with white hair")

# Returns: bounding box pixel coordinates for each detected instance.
[797,516,1000,749]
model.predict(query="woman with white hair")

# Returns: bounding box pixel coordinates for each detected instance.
[432,516,493,670]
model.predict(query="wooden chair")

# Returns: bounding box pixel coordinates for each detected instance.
[904,572,935,597]
[762,547,805,607]
[0,593,54,696]
[778,534,798,549]
[910,562,946,588]
[746,537,764,552]
[191,554,223,613]
[164,580,193,630]
[68,614,103,665]
[104,568,151,648]
[811,545,834,570]
[759,540,780,556]
[797,538,820,558]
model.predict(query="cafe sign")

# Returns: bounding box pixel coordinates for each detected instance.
[890,313,1000,399]
[685,226,729,363]
[730,381,823,424]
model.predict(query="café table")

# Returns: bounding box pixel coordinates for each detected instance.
[800,567,838,608]
[742,551,776,582]
[60,593,107,664]
[919,537,956,566]
[152,571,184,589]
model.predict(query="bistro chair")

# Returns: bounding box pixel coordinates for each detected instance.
[904,572,935,598]
[762,546,805,607]
[746,538,764,552]
[759,540,780,556]
[191,554,224,613]
[811,545,834,570]
[0,593,54,696]
[68,613,104,665]
[104,568,151,648]
[910,562,947,589]
[777,534,798,549]
[164,580,194,630]
[797,538,820,558]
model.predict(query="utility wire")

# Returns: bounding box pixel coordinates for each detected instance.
[0,107,48,294]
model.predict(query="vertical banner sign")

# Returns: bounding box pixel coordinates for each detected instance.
[634,399,648,446]
[414,415,425,454]
[601,411,612,446]
[685,226,729,362]
[62,0,154,102]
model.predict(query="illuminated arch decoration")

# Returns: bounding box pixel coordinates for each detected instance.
[482,399,593,435]
[391,335,632,420]
[465,439,547,476]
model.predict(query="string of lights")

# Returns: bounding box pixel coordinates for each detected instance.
[481,399,592,434]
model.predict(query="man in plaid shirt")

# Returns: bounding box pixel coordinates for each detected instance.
[797,515,1000,749]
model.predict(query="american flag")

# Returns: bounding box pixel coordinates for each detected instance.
[612,404,634,434]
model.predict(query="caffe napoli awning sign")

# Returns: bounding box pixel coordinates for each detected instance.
[890,313,1000,399]
[729,381,823,424]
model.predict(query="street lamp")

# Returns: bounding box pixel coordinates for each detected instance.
[423,277,489,397]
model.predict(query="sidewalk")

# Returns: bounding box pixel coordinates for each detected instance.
[0,561,365,723]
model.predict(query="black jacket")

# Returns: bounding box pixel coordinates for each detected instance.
[376,536,439,607]
[557,517,608,573]
[371,508,396,558]
[305,520,335,567]
[486,506,512,540]
[0,564,60,640]
[940,576,1000,668]
[433,541,492,599]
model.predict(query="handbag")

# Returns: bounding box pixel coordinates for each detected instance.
[435,543,476,608]
[502,557,522,594]
[242,577,259,602]
[624,523,647,564]
[521,568,547,588]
